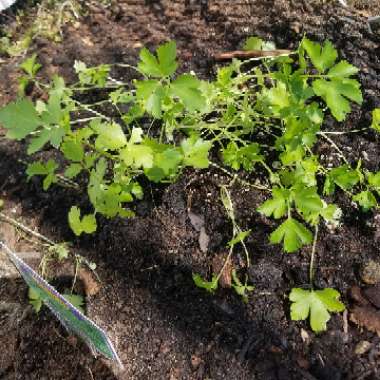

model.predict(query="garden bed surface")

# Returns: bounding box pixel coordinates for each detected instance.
[0,0,380,379]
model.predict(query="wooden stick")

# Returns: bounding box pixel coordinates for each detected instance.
[214,49,292,61]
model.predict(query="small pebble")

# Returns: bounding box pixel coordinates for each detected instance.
[355,340,372,355]
[361,260,380,284]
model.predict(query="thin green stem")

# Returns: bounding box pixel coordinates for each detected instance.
[235,225,251,268]
[17,159,79,190]
[309,224,319,286]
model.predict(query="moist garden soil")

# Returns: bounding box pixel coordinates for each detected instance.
[1,0,380,379]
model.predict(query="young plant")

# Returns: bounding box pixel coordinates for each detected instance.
[0,37,377,332]
[193,186,254,301]
[231,270,254,303]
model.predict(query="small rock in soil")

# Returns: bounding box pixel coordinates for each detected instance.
[355,340,372,355]
[187,211,209,252]
[198,227,210,253]
[188,211,205,232]
[300,328,311,345]
[361,260,380,284]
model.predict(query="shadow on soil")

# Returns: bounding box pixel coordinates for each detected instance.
[0,142,304,379]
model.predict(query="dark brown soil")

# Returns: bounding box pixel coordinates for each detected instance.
[1,1,380,379]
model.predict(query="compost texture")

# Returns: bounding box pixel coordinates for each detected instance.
[0,0,380,379]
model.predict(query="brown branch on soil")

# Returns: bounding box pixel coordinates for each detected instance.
[213,49,292,61]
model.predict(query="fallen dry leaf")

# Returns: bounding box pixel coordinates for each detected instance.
[78,268,101,296]
[212,254,231,288]
[350,305,380,336]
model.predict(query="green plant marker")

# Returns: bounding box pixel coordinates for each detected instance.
[0,241,122,368]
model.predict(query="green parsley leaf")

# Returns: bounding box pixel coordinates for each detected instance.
[74,61,110,87]
[20,54,41,78]
[293,185,323,221]
[353,190,377,211]
[145,147,183,181]
[181,136,211,169]
[367,171,380,195]
[68,206,97,236]
[328,61,359,77]
[109,89,134,105]
[231,270,254,303]
[120,131,154,170]
[227,230,251,248]
[138,41,177,78]
[49,243,69,261]
[170,74,206,112]
[371,108,380,132]
[258,188,289,219]
[222,142,263,171]
[28,287,42,313]
[289,287,345,332]
[280,145,305,166]
[26,159,58,190]
[62,293,85,314]
[324,165,360,194]
[93,122,127,150]
[129,127,144,144]
[138,48,161,77]
[0,99,41,140]
[155,148,182,175]
[61,138,84,162]
[192,273,218,293]
[156,41,178,76]
[270,218,313,253]
[135,79,165,118]
[27,129,53,155]
[121,144,154,169]
[320,203,341,224]
[243,36,263,50]
[312,78,362,121]
[302,38,337,73]
[64,163,82,179]
[263,82,290,114]
[88,167,134,218]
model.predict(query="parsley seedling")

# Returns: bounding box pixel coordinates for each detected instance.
[0,37,378,333]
